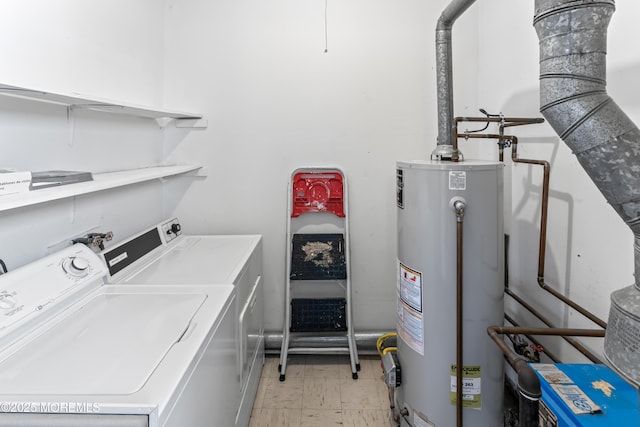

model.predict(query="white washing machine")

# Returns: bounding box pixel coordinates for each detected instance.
[0,244,237,427]
[100,218,264,427]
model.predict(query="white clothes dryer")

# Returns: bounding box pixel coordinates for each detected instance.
[100,218,264,427]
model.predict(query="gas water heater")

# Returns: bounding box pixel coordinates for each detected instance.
[396,160,504,426]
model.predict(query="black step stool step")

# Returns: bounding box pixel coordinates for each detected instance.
[290,233,346,280]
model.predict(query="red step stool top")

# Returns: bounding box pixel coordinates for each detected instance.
[291,171,345,217]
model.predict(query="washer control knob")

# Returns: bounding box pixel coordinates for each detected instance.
[169,223,181,235]
[63,257,90,277]
[0,294,16,310]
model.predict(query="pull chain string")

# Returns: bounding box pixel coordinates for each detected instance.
[324,0,328,53]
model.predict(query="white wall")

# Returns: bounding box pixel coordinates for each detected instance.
[163,0,480,332]
[477,1,640,362]
[0,1,481,335]
[0,0,165,105]
[7,0,628,358]
[0,1,179,267]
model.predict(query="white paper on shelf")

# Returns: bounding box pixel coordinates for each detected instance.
[0,170,32,196]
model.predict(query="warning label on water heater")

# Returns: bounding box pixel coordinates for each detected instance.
[397,298,424,355]
[448,171,466,190]
[397,262,424,355]
[399,263,422,312]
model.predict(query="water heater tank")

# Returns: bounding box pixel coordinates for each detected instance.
[396,160,504,426]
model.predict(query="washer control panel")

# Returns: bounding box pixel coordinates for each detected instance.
[0,244,107,339]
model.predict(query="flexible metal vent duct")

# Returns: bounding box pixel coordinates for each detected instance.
[533,0,640,385]
[533,0,640,290]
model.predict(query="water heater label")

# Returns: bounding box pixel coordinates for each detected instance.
[448,171,466,190]
[398,263,422,312]
[397,262,424,355]
[449,365,482,409]
[396,169,404,209]
[397,298,424,355]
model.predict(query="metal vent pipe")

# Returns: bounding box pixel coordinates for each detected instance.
[533,0,640,291]
[535,0,640,385]
[433,0,477,160]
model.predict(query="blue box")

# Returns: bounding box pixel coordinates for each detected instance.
[531,363,639,426]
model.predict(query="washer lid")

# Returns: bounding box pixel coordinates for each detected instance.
[0,292,206,395]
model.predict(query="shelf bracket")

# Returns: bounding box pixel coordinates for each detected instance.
[175,118,208,129]
[154,117,207,129]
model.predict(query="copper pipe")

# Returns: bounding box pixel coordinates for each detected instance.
[454,133,507,161]
[511,137,550,281]
[451,124,608,329]
[487,324,605,387]
[511,137,608,329]
[490,325,605,338]
[505,288,603,363]
[455,116,544,125]
[453,199,466,427]
[455,133,502,139]
[488,326,525,367]
[451,116,607,361]
[504,313,560,363]
[502,120,545,128]
[487,326,541,427]
[538,279,607,328]
[452,115,544,161]
[501,134,606,363]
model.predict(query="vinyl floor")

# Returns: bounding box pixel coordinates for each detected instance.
[249,354,392,427]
